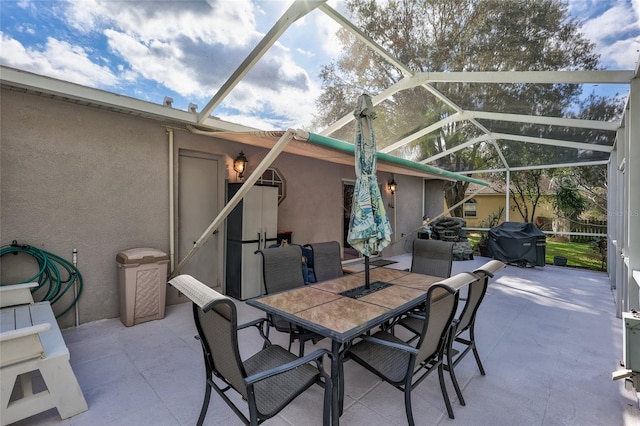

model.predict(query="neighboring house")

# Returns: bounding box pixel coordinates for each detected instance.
[0,68,480,327]
[451,181,556,228]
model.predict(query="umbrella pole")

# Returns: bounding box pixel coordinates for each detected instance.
[365,255,370,289]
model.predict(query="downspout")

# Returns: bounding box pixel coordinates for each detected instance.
[505,169,511,221]
[167,128,175,271]
[72,248,79,327]
[393,191,397,242]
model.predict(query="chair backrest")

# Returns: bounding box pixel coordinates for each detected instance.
[415,272,477,363]
[256,245,306,294]
[456,260,505,335]
[410,238,455,278]
[168,275,248,398]
[474,259,506,279]
[306,241,344,282]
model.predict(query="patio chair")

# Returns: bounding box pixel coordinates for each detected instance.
[304,241,344,282]
[168,275,332,426]
[256,245,324,356]
[444,260,506,405]
[409,238,455,278]
[345,273,472,423]
[397,262,504,407]
[395,239,455,326]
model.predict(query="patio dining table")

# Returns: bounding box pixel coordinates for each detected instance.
[246,266,444,425]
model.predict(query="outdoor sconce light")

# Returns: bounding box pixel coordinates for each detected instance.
[388,178,397,194]
[233,151,248,179]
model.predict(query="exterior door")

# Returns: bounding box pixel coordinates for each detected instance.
[178,151,220,287]
[343,180,359,260]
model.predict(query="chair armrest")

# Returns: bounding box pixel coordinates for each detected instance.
[238,317,270,345]
[0,323,51,343]
[0,282,38,308]
[244,348,332,385]
[238,317,267,330]
[360,335,419,354]
[406,312,426,320]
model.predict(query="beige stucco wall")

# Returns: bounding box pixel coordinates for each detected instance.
[1,89,169,327]
[1,89,438,326]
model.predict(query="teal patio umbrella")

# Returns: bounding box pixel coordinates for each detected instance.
[347,94,393,288]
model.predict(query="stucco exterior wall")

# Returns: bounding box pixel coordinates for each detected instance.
[271,151,356,245]
[1,89,169,327]
[1,89,440,325]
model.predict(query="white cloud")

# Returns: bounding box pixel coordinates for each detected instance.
[578,1,640,69]
[314,7,343,60]
[66,0,259,48]
[0,32,118,87]
[221,68,321,130]
[60,0,318,124]
[604,37,640,69]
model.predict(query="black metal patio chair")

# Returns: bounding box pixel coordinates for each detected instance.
[345,273,473,424]
[410,238,455,278]
[444,259,505,404]
[397,262,505,406]
[304,241,344,282]
[168,274,332,426]
[256,245,324,356]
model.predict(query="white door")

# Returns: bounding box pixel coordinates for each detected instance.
[178,152,220,287]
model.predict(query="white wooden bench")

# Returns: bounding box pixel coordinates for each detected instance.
[0,283,88,425]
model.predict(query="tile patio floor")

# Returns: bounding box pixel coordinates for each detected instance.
[11,255,640,425]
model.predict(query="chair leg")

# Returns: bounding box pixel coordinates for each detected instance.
[404,386,415,426]
[321,369,332,426]
[298,338,305,357]
[197,353,213,426]
[437,363,455,419]
[264,322,272,349]
[287,332,294,353]
[197,380,212,426]
[447,342,466,406]
[469,326,486,375]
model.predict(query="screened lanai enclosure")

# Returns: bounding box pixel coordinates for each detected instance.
[157,1,637,314]
[1,0,639,399]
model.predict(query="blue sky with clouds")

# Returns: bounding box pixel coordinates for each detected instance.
[1,0,639,130]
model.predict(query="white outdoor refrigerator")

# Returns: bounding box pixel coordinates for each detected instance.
[225,183,278,299]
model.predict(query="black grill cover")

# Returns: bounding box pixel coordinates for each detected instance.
[487,222,546,267]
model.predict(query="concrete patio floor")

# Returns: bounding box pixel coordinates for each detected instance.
[11,255,640,425]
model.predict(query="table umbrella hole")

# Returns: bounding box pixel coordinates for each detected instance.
[339,281,392,299]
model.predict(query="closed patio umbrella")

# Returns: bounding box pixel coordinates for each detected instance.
[347,94,393,288]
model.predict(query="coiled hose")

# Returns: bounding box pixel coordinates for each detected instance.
[0,241,83,318]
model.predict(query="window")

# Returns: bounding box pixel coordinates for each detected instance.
[463,199,477,218]
[258,167,286,204]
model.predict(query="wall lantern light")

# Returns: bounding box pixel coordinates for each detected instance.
[233,151,248,179]
[388,178,397,194]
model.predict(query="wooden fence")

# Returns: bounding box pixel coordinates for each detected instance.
[570,219,607,243]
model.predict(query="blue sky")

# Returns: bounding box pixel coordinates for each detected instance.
[1,0,639,130]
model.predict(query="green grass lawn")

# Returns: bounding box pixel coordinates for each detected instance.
[466,233,606,271]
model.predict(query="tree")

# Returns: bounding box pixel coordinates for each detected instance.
[313,0,603,217]
[508,169,545,223]
[551,93,625,217]
[553,185,586,220]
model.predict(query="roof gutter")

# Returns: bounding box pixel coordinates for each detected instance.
[304,131,490,187]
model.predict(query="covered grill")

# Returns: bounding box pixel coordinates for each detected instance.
[487,222,546,267]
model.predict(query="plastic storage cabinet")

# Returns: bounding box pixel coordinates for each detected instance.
[116,248,170,327]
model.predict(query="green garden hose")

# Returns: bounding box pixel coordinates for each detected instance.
[0,241,83,318]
